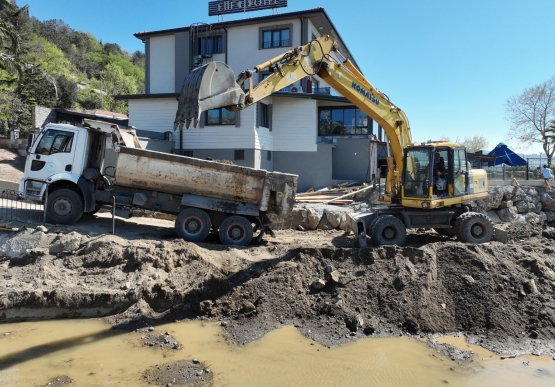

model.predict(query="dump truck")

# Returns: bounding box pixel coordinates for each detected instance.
[174,35,501,246]
[19,120,297,246]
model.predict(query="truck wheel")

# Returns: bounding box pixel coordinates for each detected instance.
[175,208,211,242]
[46,189,84,225]
[455,212,493,244]
[371,215,406,246]
[219,215,253,247]
[434,227,456,237]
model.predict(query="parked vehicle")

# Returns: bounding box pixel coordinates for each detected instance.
[20,120,297,246]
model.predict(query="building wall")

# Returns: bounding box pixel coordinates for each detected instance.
[174,31,190,93]
[331,137,378,182]
[274,143,333,191]
[149,35,175,93]
[179,148,255,169]
[272,98,317,152]
[226,19,303,92]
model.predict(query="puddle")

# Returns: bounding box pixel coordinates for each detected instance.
[1,320,555,386]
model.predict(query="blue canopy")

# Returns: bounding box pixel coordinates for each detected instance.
[487,142,527,166]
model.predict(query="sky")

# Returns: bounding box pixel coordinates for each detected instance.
[19,0,555,156]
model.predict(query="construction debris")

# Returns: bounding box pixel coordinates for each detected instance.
[295,183,377,205]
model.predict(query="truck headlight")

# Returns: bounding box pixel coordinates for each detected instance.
[421,201,430,209]
[26,180,44,195]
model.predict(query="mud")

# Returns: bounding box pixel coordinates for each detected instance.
[2,220,555,361]
[143,360,213,386]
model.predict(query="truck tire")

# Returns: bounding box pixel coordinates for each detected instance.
[434,227,456,237]
[46,189,84,225]
[371,215,406,246]
[219,215,253,247]
[175,208,211,242]
[454,212,493,244]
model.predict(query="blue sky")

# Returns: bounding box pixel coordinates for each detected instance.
[20,0,555,155]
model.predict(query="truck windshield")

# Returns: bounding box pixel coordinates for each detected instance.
[36,129,74,155]
[404,148,431,198]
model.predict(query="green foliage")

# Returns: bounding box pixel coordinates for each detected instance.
[0,0,145,134]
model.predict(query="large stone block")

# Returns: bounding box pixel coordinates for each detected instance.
[307,206,324,230]
[514,200,529,213]
[497,206,518,222]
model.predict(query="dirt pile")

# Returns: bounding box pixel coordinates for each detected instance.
[1,223,555,356]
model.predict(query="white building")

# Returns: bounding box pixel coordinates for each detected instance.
[117,7,385,191]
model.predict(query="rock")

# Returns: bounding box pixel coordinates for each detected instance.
[0,229,57,259]
[317,215,333,230]
[192,358,199,364]
[535,202,543,214]
[121,281,131,290]
[242,301,256,313]
[35,225,48,233]
[540,193,554,206]
[339,214,348,231]
[502,186,515,201]
[544,210,555,223]
[325,210,342,229]
[513,188,528,202]
[524,212,544,224]
[486,210,501,223]
[363,324,376,335]
[297,225,306,231]
[311,279,326,290]
[49,231,84,254]
[404,317,419,333]
[498,200,513,209]
[345,314,364,332]
[523,279,539,294]
[306,206,324,230]
[497,207,518,222]
[328,270,340,284]
[462,275,476,284]
[514,200,529,214]
[194,300,213,314]
[543,227,555,239]
[324,265,334,274]
[393,276,406,291]
[476,186,504,210]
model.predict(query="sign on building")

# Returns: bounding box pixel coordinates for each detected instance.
[209,0,288,16]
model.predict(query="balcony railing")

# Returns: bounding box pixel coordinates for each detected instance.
[313,87,331,95]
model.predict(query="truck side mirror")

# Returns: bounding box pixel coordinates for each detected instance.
[27,132,35,154]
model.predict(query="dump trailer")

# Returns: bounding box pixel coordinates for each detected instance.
[19,120,297,246]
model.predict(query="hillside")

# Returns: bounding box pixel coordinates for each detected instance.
[0,0,144,136]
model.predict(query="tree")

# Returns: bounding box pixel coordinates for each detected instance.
[56,75,77,108]
[505,76,555,165]
[458,135,489,153]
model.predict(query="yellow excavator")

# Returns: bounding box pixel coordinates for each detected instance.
[174,35,501,246]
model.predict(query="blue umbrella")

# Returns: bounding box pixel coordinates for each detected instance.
[487,142,527,166]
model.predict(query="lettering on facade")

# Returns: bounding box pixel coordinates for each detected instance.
[351,81,380,105]
[208,0,288,16]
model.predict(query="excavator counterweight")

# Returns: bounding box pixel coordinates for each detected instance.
[174,62,244,130]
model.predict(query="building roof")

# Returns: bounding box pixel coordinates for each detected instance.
[58,109,128,120]
[114,91,353,104]
[133,7,359,70]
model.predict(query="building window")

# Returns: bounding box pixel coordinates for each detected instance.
[234,150,244,161]
[198,35,223,55]
[258,103,270,128]
[205,108,236,125]
[267,150,272,161]
[318,107,370,135]
[261,27,290,49]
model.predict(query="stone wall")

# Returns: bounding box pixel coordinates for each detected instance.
[31,106,56,129]
[475,185,555,225]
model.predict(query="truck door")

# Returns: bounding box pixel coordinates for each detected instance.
[24,128,78,184]
[453,147,468,196]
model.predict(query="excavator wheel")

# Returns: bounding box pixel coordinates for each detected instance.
[371,215,407,246]
[454,212,493,244]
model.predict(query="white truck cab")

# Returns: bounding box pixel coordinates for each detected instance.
[20,123,100,224]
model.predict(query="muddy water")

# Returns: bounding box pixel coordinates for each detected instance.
[1,320,554,387]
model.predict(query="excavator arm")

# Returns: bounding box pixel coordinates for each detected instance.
[175,35,411,200]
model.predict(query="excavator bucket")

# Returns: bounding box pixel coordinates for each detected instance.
[174,62,245,130]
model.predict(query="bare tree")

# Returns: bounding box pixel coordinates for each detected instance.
[505,76,555,165]
[458,135,489,153]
